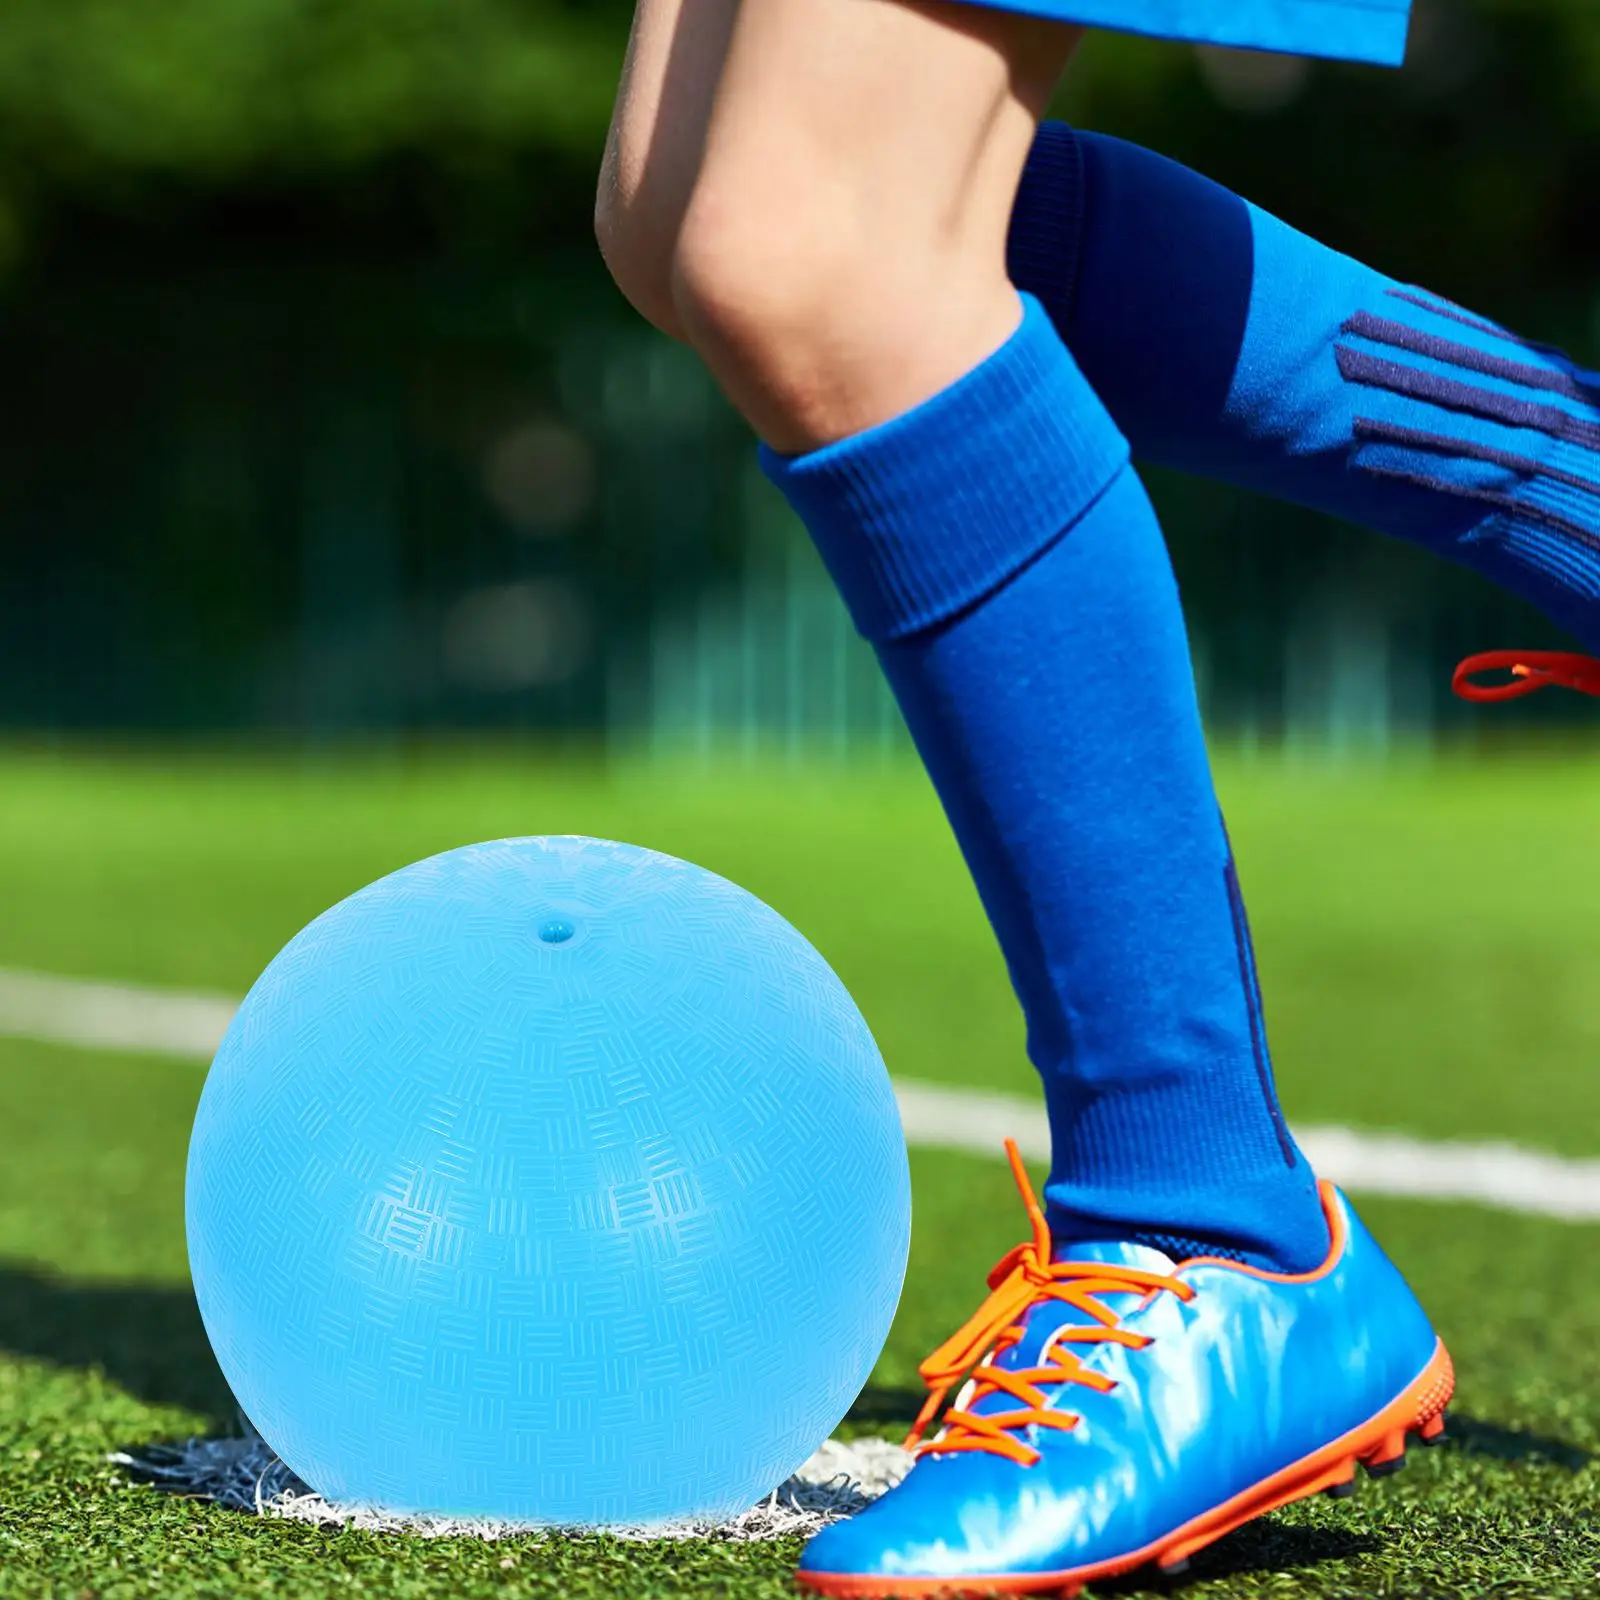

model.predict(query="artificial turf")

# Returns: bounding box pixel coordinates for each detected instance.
[0,746,1598,1598]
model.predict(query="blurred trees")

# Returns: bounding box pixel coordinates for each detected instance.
[0,0,1594,327]
[0,0,634,268]
[1060,0,1600,326]
[0,0,1595,737]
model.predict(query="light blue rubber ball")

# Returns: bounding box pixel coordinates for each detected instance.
[186,837,911,1525]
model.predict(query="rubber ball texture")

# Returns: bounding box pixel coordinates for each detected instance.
[186,837,911,1525]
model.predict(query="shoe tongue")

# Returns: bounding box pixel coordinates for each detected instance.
[962,1239,1176,1418]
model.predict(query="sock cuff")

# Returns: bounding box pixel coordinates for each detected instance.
[1007,121,1085,326]
[1042,1063,1323,1271]
[760,294,1129,643]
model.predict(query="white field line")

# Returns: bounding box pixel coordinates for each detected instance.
[3,966,1599,1224]
[0,968,239,1060]
[891,1080,1600,1225]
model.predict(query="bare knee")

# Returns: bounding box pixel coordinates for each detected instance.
[671,166,1020,452]
[597,0,740,339]
[669,183,846,430]
[595,156,685,339]
[595,125,877,418]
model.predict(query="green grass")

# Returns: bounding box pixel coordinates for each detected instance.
[1,746,1599,1598]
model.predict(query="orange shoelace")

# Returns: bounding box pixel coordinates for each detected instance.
[904,1140,1194,1468]
[1453,651,1600,703]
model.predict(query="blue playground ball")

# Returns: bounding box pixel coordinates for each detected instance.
[186,837,911,1526]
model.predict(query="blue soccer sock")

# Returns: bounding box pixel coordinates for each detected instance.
[1008,125,1600,654]
[763,296,1329,1272]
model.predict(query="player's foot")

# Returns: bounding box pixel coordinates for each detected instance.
[797,1141,1452,1599]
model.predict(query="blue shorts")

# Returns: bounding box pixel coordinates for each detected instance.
[959,0,1412,66]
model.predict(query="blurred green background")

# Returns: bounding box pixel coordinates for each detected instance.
[0,0,1598,746]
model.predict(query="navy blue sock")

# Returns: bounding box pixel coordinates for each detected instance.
[1008,125,1600,654]
[762,297,1328,1272]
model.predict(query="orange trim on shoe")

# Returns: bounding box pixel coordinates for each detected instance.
[795,1341,1455,1600]
[1175,1177,1347,1284]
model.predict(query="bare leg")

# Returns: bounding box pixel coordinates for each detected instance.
[669,0,1083,450]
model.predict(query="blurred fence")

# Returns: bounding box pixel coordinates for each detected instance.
[0,253,1590,753]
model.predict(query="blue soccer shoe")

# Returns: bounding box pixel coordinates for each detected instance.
[798,1141,1453,1598]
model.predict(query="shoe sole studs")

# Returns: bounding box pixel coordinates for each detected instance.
[1363,1427,1409,1477]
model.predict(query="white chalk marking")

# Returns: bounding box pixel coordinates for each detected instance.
[3,967,1597,1224]
[0,967,237,1061]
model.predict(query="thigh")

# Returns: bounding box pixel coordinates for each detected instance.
[698,0,1077,259]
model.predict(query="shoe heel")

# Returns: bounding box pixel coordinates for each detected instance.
[1411,1347,1455,1436]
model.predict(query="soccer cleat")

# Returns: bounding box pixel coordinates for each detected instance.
[797,1141,1453,1598]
